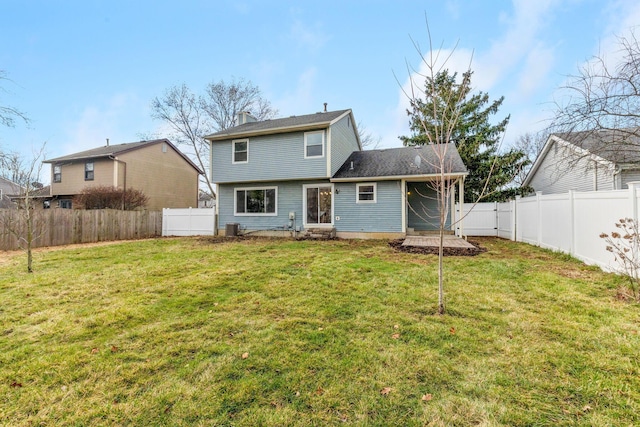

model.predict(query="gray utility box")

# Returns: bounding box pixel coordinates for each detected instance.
[226,223,239,237]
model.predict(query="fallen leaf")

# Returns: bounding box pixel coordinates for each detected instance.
[449,327,456,335]
[315,386,324,396]
[110,345,119,353]
[421,393,433,401]
[380,387,392,395]
[241,352,249,359]
[10,381,22,388]
[391,333,400,339]
[91,348,99,354]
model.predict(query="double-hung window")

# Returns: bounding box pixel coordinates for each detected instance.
[235,187,277,215]
[233,139,248,163]
[85,162,94,181]
[304,131,324,158]
[53,165,62,183]
[356,183,376,203]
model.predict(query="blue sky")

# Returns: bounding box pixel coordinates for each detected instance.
[1,0,640,180]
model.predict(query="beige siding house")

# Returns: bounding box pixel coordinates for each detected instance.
[43,139,202,210]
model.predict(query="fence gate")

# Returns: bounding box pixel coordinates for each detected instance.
[456,202,498,236]
[496,201,515,240]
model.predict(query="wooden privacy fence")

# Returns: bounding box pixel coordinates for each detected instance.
[0,209,162,251]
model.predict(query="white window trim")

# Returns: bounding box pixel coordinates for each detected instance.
[304,130,325,159]
[234,186,277,216]
[302,183,334,228]
[232,139,249,164]
[356,182,377,204]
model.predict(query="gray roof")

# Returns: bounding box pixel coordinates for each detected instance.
[556,128,640,165]
[44,139,203,173]
[205,109,351,140]
[332,144,468,180]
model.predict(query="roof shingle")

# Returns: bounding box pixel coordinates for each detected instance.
[332,144,467,180]
[205,109,351,140]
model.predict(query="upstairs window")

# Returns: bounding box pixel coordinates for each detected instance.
[356,183,376,203]
[233,139,248,164]
[304,131,324,158]
[85,162,94,181]
[53,165,62,183]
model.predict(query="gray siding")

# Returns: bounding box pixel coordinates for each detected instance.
[330,114,360,176]
[219,181,307,232]
[219,179,403,233]
[621,169,640,188]
[211,131,327,184]
[529,141,615,194]
[333,181,403,232]
[407,183,450,230]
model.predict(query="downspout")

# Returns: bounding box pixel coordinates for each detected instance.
[109,155,127,210]
[613,164,622,190]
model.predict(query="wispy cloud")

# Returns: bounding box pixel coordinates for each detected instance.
[61,93,152,156]
[289,17,330,50]
[388,0,564,148]
[274,67,319,116]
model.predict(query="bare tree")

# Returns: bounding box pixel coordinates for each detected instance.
[511,131,547,186]
[0,150,27,183]
[357,121,382,149]
[151,78,278,199]
[202,78,278,130]
[550,29,640,153]
[399,24,478,315]
[0,143,46,272]
[0,69,29,129]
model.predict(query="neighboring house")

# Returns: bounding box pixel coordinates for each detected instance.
[0,177,22,209]
[206,109,468,238]
[43,139,203,210]
[198,190,216,208]
[9,185,52,209]
[524,129,640,194]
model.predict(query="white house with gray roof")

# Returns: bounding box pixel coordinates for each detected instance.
[206,109,468,238]
[524,129,640,194]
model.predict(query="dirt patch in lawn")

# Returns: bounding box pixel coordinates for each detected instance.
[388,239,487,256]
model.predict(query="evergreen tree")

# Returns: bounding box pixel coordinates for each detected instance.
[400,70,528,202]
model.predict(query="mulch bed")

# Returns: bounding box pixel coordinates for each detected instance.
[388,239,487,256]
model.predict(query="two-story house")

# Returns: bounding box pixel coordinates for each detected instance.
[43,139,203,210]
[206,109,468,238]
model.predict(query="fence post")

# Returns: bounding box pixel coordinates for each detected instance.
[493,201,498,237]
[568,190,575,256]
[510,198,516,241]
[536,192,542,247]
[629,182,640,223]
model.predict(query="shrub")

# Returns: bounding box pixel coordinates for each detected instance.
[74,186,148,210]
[600,218,640,300]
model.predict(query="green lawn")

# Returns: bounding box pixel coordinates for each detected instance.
[1,237,638,426]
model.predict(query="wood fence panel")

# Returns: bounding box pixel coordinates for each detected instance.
[0,209,162,251]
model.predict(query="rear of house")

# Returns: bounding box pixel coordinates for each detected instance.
[207,109,468,238]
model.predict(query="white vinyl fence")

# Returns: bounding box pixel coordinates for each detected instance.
[162,208,216,236]
[456,183,640,272]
